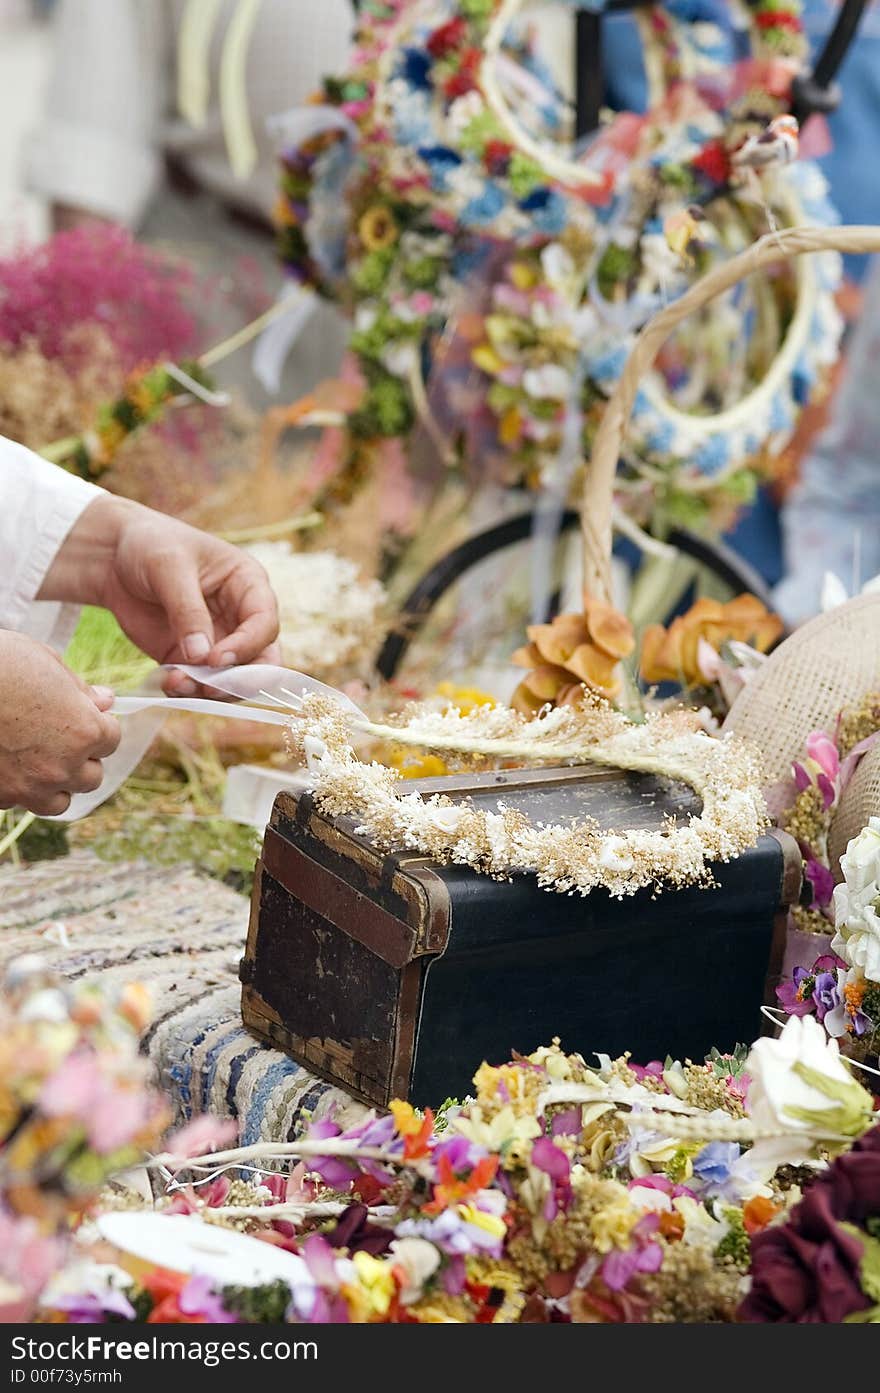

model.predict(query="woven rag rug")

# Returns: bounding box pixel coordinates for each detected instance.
[0,851,367,1141]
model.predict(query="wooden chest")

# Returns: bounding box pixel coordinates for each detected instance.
[240,766,801,1108]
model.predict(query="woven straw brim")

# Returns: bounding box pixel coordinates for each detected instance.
[723,592,880,785]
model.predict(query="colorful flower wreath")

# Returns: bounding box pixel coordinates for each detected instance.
[40,1018,877,1324]
[276,0,840,534]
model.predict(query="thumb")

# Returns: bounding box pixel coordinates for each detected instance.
[149,552,215,662]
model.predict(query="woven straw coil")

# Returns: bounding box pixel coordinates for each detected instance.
[828,740,880,878]
[722,592,880,784]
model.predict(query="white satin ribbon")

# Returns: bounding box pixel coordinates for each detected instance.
[55,663,366,824]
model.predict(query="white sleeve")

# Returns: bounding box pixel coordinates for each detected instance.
[22,0,167,228]
[0,437,101,652]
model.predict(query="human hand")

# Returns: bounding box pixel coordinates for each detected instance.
[0,632,120,816]
[40,495,280,696]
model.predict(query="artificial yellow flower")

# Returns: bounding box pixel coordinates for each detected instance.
[385,747,449,780]
[510,260,538,290]
[351,1251,396,1319]
[499,406,524,447]
[389,1099,423,1138]
[358,204,399,251]
[453,1103,540,1155]
[456,1204,507,1242]
[589,1201,640,1254]
[435,681,497,714]
[472,343,506,375]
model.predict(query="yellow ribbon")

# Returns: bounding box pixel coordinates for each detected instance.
[178,0,262,179]
[177,0,224,128]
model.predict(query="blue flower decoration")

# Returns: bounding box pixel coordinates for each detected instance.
[644,418,676,455]
[519,188,567,236]
[461,182,506,228]
[399,47,431,91]
[792,354,815,406]
[694,434,731,477]
[692,1141,741,1189]
[587,344,629,387]
[769,394,794,435]
[418,144,463,193]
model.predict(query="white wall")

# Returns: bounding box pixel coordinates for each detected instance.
[0,6,51,248]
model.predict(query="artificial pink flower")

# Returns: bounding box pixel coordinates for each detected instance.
[165,1115,238,1160]
[805,731,839,782]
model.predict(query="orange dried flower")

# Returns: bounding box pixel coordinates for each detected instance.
[639,593,783,687]
[510,599,635,714]
[742,1195,782,1236]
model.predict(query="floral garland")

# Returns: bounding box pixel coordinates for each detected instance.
[284,687,768,897]
[276,0,840,533]
[0,960,168,1320]
[41,360,217,480]
[778,817,880,1067]
[771,692,880,933]
[41,1015,877,1324]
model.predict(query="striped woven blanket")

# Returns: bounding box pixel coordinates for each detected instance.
[0,852,367,1141]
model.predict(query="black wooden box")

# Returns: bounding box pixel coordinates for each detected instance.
[240,766,801,1108]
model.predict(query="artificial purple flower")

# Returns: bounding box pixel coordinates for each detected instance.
[53,1287,136,1324]
[628,1175,697,1201]
[777,966,816,1018]
[601,1212,664,1292]
[817,773,837,811]
[433,1135,486,1172]
[805,859,836,910]
[627,1060,665,1084]
[304,1119,359,1190]
[792,761,812,794]
[531,1136,573,1220]
[549,1108,582,1138]
[811,971,841,1024]
[179,1274,238,1324]
[442,1256,466,1295]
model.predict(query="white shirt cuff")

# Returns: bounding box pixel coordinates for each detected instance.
[0,438,101,651]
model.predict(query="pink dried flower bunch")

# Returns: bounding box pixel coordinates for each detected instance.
[0,225,199,373]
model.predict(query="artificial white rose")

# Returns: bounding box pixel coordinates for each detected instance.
[745,1015,872,1152]
[837,818,880,894]
[388,1238,441,1304]
[522,364,571,401]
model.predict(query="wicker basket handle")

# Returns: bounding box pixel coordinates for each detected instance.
[581,224,880,606]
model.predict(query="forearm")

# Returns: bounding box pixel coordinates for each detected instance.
[37,492,134,608]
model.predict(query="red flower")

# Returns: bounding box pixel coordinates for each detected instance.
[693,139,730,185]
[142,1269,207,1325]
[484,140,513,176]
[427,17,468,58]
[445,49,482,100]
[423,1153,499,1214]
[756,11,803,32]
[739,1125,880,1322]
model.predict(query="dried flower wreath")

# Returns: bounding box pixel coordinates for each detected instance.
[283,689,767,898]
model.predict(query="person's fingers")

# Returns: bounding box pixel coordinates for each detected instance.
[162,669,198,698]
[67,759,104,794]
[86,710,122,759]
[28,790,71,818]
[148,551,215,662]
[89,685,115,711]
[206,569,280,668]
